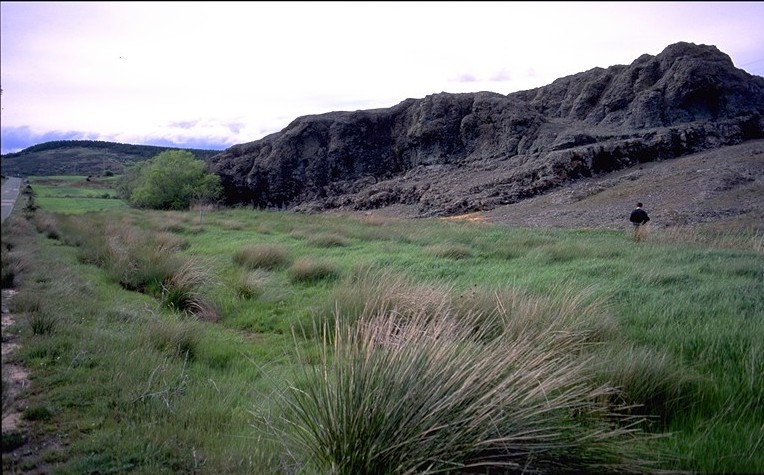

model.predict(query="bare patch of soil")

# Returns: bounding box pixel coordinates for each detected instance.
[2,289,58,474]
[1,289,28,435]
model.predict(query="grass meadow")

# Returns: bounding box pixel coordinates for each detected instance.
[1,177,762,474]
[25,175,126,214]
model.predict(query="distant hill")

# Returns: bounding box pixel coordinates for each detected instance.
[0,140,222,177]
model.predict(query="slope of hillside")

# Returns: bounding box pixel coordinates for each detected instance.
[461,139,763,232]
[335,139,763,234]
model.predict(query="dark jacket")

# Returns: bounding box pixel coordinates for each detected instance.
[630,208,650,225]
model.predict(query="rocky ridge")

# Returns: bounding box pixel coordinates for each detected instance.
[208,42,764,218]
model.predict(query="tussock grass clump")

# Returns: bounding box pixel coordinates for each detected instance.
[56,217,216,318]
[233,244,290,270]
[142,316,203,360]
[424,242,474,259]
[9,291,42,315]
[506,285,619,343]
[160,257,218,320]
[455,281,619,344]
[5,214,37,237]
[1,217,35,288]
[234,270,271,299]
[1,246,26,289]
[186,224,205,235]
[288,257,341,283]
[359,212,392,227]
[219,219,246,231]
[274,309,654,474]
[255,222,275,234]
[326,266,452,324]
[32,212,61,240]
[532,241,593,263]
[153,211,192,231]
[306,232,349,248]
[590,343,705,425]
[27,308,57,335]
[154,231,190,254]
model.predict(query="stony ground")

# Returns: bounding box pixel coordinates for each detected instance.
[363,139,764,233]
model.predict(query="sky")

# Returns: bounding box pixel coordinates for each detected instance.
[2,1,764,155]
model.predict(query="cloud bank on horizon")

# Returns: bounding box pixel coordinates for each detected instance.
[2,1,763,155]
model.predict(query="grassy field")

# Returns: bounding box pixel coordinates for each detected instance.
[26,175,126,214]
[2,177,762,474]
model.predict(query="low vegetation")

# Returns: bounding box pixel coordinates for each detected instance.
[1,176,762,474]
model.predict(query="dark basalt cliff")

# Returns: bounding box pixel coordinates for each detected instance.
[208,42,764,216]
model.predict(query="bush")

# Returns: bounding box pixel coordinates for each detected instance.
[118,150,222,210]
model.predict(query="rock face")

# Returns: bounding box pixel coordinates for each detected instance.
[208,42,764,216]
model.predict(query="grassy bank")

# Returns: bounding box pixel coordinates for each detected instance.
[2,177,762,473]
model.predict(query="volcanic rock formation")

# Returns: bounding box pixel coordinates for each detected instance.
[208,42,764,216]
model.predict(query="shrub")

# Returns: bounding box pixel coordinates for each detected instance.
[119,150,222,210]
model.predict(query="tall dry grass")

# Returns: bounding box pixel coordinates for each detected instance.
[233,243,290,270]
[652,225,763,252]
[57,216,218,319]
[325,265,453,325]
[272,305,655,474]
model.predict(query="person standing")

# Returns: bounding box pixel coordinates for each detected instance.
[629,202,650,241]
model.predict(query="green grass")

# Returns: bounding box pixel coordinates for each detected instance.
[32,196,128,214]
[1,177,762,473]
[26,176,126,214]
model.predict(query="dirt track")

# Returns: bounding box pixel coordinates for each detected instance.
[2,289,28,434]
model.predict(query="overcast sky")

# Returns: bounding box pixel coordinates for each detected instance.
[2,1,763,154]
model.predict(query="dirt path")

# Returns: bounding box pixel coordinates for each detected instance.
[2,289,29,434]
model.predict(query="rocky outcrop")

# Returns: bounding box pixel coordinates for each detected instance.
[208,42,764,216]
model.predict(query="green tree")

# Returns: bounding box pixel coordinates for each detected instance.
[116,160,149,200]
[118,150,222,210]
